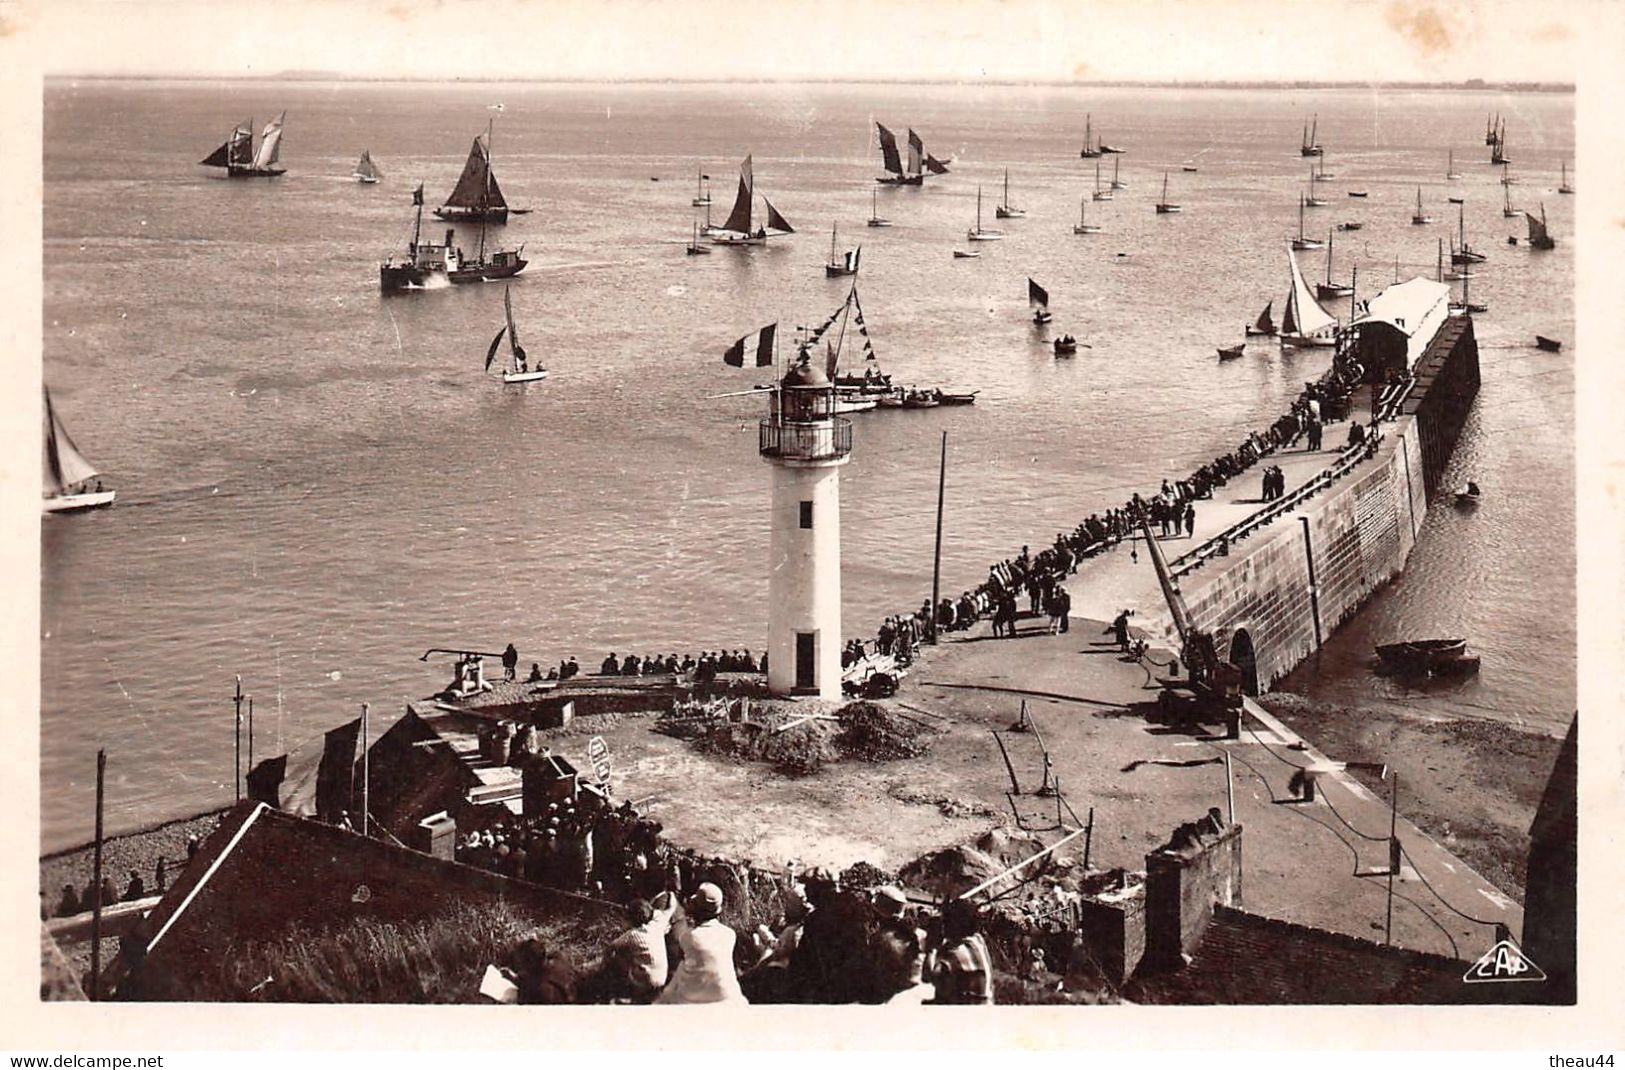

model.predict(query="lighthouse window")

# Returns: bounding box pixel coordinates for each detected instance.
[799,501,814,529]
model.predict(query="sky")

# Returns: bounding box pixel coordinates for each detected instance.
[5,0,1601,85]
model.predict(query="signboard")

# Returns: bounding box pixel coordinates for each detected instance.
[586,735,612,786]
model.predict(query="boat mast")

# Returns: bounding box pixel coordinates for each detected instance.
[1326,230,1334,284]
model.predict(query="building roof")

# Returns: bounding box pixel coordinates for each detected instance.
[1353,277,1451,336]
[782,358,830,388]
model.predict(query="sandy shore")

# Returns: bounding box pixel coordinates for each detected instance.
[1256,692,1565,903]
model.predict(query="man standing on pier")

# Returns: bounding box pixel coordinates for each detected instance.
[502,643,519,682]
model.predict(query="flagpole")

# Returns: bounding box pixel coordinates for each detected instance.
[928,431,947,644]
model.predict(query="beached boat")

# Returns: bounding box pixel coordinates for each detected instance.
[825,223,861,277]
[1217,343,1246,361]
[1154,172,1181,214]
[436,122,514,224]
[1281,247,1338,348]
[1300,114,1323,157]
[1291,195,1324,251]
[995,169,1025,219]
[1535,335,1562,352]
[1245,301,1277,338]
[379,184,527,291]
[1091,158,1114,202]
[1073,196,1102,234]
[1029,278,1052,325]
[200,113,286,178]
[875,124,926,186]
[1110,156,1127,190]
[1411,187,1433,226]
[352,149,381,184]
[710,155,795,245]
[866,189,892,228]
[967,187,1004,241]
[1526,203,1556,250]
[1316,231,1353,301]
[485,285,548,384]
[42,387,115,513]
[1559,161,1574,195]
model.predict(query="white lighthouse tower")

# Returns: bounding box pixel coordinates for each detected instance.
[760,355,851,699]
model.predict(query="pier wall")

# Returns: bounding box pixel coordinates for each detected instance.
[1166,317,1478,692]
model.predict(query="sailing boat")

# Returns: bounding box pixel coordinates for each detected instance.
[1559,161,1574,195]
[1280,247,1338,348]
[692,169,711,207]
[1485,112,1499,146]
[436,121,513,224]
[1451,202,1486,264]
[352,149,381,184]
[1491,120,1510,165]
[1316,231,1353,301]
[379,183,527,291]
[825,223,861,277]
[808,283,887,410]
[995,169,1025,219]
[485,285,548,384]
[1304,164,1327,207]
[1313,153,1336,181]
[1441,237,1473,281]
[1029,278,1053,325]
[966,186,1004,241]
[200,113,286,178]
[866,189,892,228]
[1245,301,1277,337]
[1073,196,1102,234]
[711,156,795,244]
[1091,158,1113,202]
[1411,187,1434,225]
[1525,203,1556,250]
[1446,149,1462,181]
[1503,181,1519,218]
[685,219,711,256]
[1292,195,1324,250]
[875,123,925,186]
[1110,155,1128,190]
[1079,114,1100,159]
[1300,114,1323,157]
[1154,172,1181,214]
[42,388,114,513]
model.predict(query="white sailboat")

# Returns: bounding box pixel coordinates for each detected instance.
[1091,158,1113,202]
[1304,164,1327,207]
[1291,195,1325,250]
[1154,172,1181,214]
[1411,187,1434,225]
[1073,196,1101,234]
[1559,161,1574,195]
[485,285,548,384]
[1503,181,1519,218]
[1280,247,1337,348]
[692,169,711,207]
[1110,155,1128,190]
[866,188,892,228]
[995,169,1025,219]
[352,149,381,184]
[1446,149,1462,181]
[43,388,114,513]
[966,186,1004,241]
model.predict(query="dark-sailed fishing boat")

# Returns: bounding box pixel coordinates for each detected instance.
[1525,203,1556,250]
[710,155,795,245]
[875,124,926,186]
[42,387,115,513]
[200,113,287,177]
[485,285,548,384]
[436,121,521,224]
[1245,301,1277,337]
[1029,278,1052,325]
[379,184,527,292]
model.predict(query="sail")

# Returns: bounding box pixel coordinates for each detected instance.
[504,286,529,371]
[1255,302,1274,333]
[354,150,379,180]
[1285,248,1336,336]
[1525,210,1548,244]
[484,327,507,372]
[201,121,252,167]
[763,197,794,234]
[1028,278,1049,310]
[721,156,753,234]
[43,389,98,496]
[876,123,903,175]
[252,113,285,170]
[924,154,950,175]
[444,136,508,210]
[906,129,924,175]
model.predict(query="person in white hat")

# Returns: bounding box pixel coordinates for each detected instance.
[656,882,748,1004]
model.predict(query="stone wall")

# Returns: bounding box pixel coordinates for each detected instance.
[1143,810,1243,970]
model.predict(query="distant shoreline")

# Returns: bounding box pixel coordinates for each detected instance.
[46,74,1576,94]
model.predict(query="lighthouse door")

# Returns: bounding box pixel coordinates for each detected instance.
[795,632,816,691]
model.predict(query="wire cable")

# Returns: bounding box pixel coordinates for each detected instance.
[1398,842,1504,929]
[1320,785,1393,844]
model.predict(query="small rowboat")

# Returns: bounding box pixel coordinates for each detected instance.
[1375,638,1469,674]
[1336,221,1364,231]
[1347,190,1368,198]
[953,249,981,259]
[1217,343,1245,361]
[1054,337,1079,357]
[1455,481,1482,505]
[901,391,940,409]
[937,391,979,406]
[1535,335,1562,352]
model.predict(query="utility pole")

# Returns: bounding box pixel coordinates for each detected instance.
[233,676,243,802]
[247,695,255,779]
[1385,773,1400,945]
[928,430,947,644]
[89,748,106,1001]
[360,702,370,839]
[1224,751,1235,826]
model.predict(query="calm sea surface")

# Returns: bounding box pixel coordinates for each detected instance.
[40,80,1574,849]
